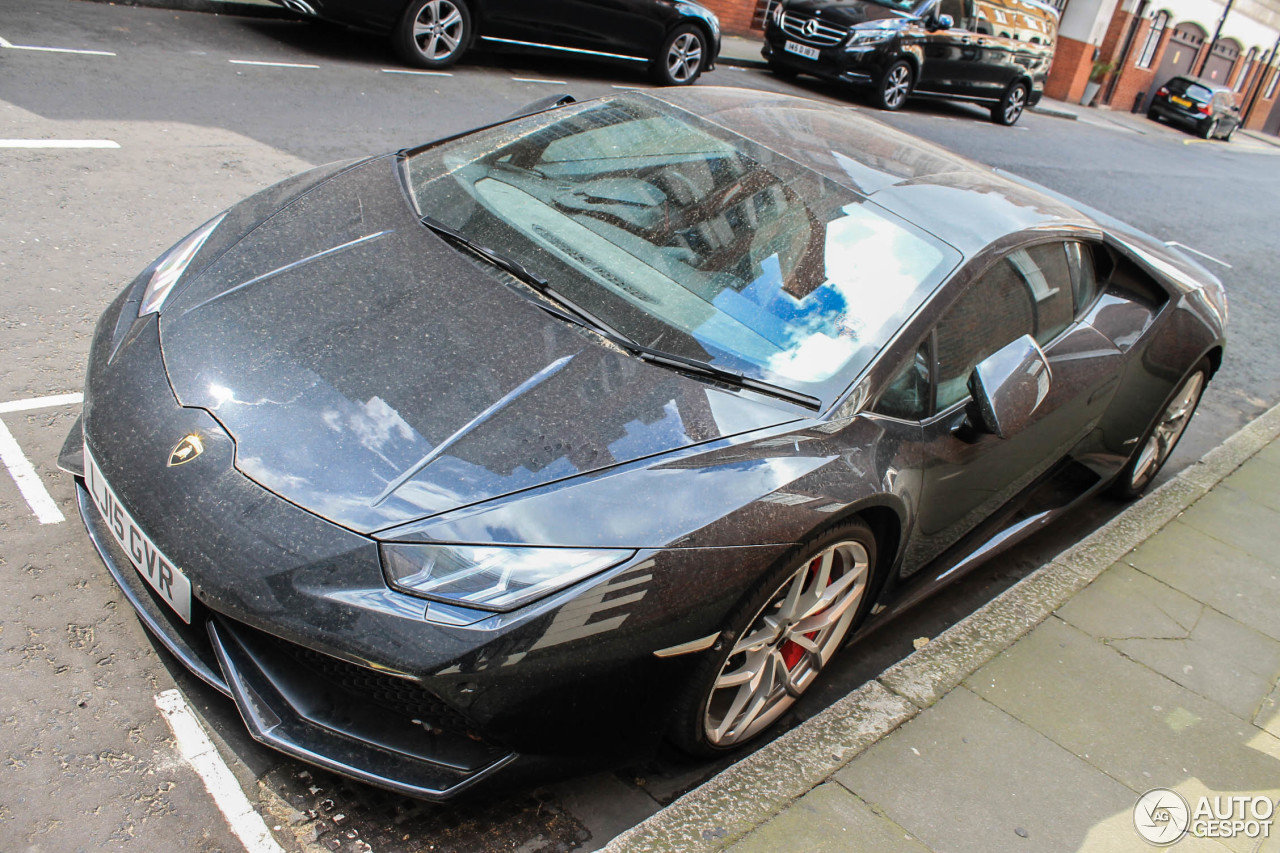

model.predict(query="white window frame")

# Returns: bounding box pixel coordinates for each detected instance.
[1136,11,1168,70]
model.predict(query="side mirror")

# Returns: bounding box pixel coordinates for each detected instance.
[929,13,954,30]
[502,94,576,123]
[967,334,1051,439]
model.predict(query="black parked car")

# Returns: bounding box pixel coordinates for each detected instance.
[762,0,1058,124]
[270,0,721,85]
[64,88,1226,800]
[1148,75,1241,140]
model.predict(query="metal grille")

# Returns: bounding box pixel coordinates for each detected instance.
[278,641,473,735]
[780,11,848,46]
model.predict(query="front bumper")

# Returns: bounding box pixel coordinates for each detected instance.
[761,31,880,85]
[68,283,787,796]
[75,481,515,798]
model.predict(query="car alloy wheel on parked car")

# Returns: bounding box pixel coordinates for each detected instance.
[993,82,1029,126]
[656,25,708,85]
[876,61,913,110]
[395,0,470,68]
[673,521,875,753]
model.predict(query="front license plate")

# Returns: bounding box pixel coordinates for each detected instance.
[784,40,820,60]
[84,443,192,623]
[1171,95,1192,107]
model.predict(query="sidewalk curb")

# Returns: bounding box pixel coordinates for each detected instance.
[717,55,769,71]
[81,0,294,20]
[1029,103,1079,121]
[605,401,1280,853]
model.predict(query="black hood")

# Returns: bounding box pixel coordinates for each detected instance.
[159,158,800,534]
[782,0,910,26]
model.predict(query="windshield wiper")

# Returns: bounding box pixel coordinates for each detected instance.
[422,216,549,290]
[421,216,632,342]
[627,345,821,410]
[420,216,819,411]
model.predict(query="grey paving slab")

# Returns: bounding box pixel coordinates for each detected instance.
[835,687,1140,853]
[1178,487,1280,570]
[1220,458,1280,513]
[1124,520,1280,641]
[966,617,1280,853]
[726,783,930,853]
[1259,440,1280,467]
[877,561,1088,709]
[1057,563,1200,641]
[1112,607,1280,722]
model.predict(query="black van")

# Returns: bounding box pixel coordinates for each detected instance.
[761,0,1058,125]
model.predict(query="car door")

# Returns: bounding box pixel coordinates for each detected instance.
[479,0,661,58]
[919,0,987,96]
[891,240,1124,572]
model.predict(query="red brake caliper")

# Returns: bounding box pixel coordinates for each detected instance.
[780,556,827,670]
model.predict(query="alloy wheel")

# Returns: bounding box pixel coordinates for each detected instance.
[703,541,869,747]
[1130,371,1205,489]
[883,65,911,109]
[1004,86,1027,124]
[666,33,703,83]
[412,0,464,62]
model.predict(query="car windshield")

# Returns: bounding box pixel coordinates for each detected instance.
[1169,78,1214,102]
[403,95,958,401]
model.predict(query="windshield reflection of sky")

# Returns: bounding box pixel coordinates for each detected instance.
[700,203,944,384]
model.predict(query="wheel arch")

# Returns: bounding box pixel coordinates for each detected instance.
[795,497,908,612]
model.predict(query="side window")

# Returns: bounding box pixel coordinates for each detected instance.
[1065,241,1099,314]
[938,0,976,29]
[935,260,1034,409]
[1006,243,1074,345]
[874,337,932,421]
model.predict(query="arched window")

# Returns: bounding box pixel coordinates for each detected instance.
[1235,47,1257,92]
[1136,10,1168,69]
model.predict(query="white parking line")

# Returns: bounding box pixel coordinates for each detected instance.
[0,33,116,56]
[1166,240,1233,269]
[382,68,452,76]
[0,393,84,414]
[0,139,120,149]
[229,59,319,69]
[0,419,64,524]
[511,76,568,84]
[155,690,285,853]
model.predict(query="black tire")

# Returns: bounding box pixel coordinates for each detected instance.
[1147,107,1159,121]
[393,0,470,69]
[651,24,708,86]
[1110,358,1210,500]
[991,81,1029,126]
[1223,122,1235,142]
[873,60,913,111]
[1200,117,1219,140]
[670,519,878,756]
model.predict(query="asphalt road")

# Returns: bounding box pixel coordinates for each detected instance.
[2,2,1278,852]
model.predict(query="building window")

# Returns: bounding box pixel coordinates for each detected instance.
[1235,48,1256,92]
[1136,11,1167,69]
[1267,66,1279,100]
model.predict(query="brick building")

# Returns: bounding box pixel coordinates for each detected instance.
[708,0,1280,134]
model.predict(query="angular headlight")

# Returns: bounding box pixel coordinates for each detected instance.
[381,543,634,612]
[138,213,226,317]
[845,27,895,47]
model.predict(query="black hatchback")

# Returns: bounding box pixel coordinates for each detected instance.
[1147,76,1241,140]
